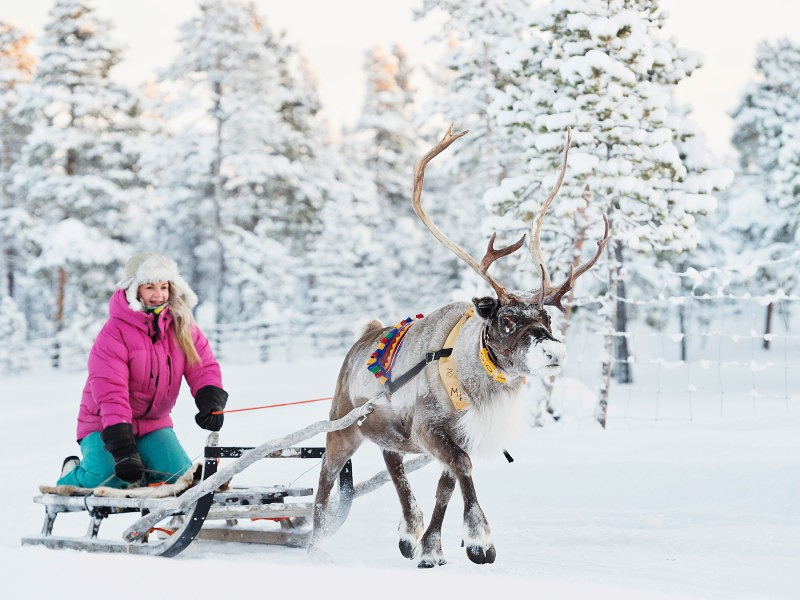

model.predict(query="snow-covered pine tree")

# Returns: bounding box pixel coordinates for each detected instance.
[261,32,338,320]
[155,0,281,335]
[490,0,730,424]
[307,157,387,352]
[10,0,139,364]
[414,0,531,300]
[345,44,439,316]
[155,0,334,345]
[0,19,34,302]
[353,44,419,214]
[729,38,800,345]
[659,111,735,358]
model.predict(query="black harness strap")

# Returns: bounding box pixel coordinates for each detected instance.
[386,348,453,396]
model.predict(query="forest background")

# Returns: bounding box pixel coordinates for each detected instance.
[1,0,799,426]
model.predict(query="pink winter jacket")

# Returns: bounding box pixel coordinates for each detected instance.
[76,289,223,440]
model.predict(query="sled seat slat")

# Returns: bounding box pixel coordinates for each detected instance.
[31,484,313,515]
[32,494,169,512]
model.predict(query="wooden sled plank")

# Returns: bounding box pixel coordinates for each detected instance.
[195,526,310,548]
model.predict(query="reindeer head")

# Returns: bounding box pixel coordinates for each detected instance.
[412,125,609,378]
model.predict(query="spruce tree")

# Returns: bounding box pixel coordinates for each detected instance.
[0,19,34,302]
[415,0,531,299]
[487,0,731,425]
[307,158,386,352]
[729,38,800,345]
[346,44,436,316]
[155,0,335,339]
[10,0,138,365]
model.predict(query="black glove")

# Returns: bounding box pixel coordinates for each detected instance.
[100,423,145,483]
[194,385,228,431]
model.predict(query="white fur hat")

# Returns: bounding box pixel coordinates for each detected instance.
[117,253,198,311]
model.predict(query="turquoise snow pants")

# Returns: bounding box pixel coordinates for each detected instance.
[57,427,193,489]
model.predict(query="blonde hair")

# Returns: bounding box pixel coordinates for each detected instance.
[169,282,202,365]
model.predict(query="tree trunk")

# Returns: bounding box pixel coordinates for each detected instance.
[2,246,14,299]
[678,303,688,362]
[211,81,225,358]
[596,260,617,429]
[1,137,14,299]
[763,302,773,350]
[52,266,67,369]
[613,240,632,383]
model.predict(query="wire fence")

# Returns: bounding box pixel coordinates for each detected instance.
[558,294,799,423]
[4,295,798,423]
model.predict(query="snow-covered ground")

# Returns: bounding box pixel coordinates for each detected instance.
[2,351,798,599]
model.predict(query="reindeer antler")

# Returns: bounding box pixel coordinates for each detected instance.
[412,124,526,303]
[523,128,610,312]
[413,124,608,310]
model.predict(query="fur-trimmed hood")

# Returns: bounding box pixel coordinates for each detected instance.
[116,253,198,311]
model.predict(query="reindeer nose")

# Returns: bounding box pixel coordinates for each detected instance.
[545,349,562,365]
[544,341,566,365]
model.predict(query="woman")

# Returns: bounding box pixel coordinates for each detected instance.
[57,253,228,488]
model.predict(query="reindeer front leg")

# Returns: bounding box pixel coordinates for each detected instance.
[418,426,496,566]
[416,468,456,567]
[455,458,496,565]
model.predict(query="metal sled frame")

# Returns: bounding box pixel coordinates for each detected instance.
[21,444,353,557]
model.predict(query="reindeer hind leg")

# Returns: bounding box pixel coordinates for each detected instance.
[310,427,362,548]
[382,450,424,560]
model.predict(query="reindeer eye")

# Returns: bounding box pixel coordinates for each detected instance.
[499,316,517,334]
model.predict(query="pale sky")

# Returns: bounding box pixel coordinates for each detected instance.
[2,0,800,160]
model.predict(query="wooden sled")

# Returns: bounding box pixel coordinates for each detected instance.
[21,403,372,557]
[21,443,353,557]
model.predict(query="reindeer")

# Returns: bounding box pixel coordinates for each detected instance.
[310,125,608,567]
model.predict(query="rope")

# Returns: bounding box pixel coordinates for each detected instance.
[212,396,333,415]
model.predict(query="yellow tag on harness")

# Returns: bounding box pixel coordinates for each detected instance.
[479,346,507,383]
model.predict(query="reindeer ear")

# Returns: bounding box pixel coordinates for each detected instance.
[472,296,498,320]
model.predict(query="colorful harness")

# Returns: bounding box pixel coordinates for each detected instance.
[366,314,424,386]
[365,308,510,410]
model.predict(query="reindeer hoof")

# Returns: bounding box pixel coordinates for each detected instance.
[399,539,415,559]
[466,543,496,564]
[417,557,446,568]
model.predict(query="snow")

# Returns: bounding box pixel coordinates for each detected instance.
[3,353,798,599]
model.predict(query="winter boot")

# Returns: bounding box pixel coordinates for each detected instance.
[60,455,80,478]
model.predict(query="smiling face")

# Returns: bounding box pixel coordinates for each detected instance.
[476,297,567,377]
[137,280,170,308]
